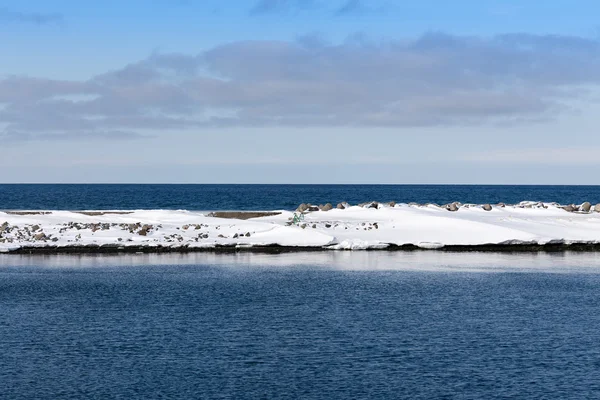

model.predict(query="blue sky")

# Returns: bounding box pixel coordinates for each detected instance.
[1,0,600,183]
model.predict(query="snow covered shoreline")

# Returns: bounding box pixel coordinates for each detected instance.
[2,201,600,253]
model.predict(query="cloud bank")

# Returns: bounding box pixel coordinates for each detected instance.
[1,32,600,141]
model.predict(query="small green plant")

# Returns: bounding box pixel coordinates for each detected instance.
[292,212,305,225]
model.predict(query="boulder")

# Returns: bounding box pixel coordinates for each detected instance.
[445,203,459,212]
[138,224,152,236]
[595,204,600,212]
[387,201,396,207]
[368,202,379,209]
[296,203,309,212]
[307,205,320,212]
[336,203,346,209]
[321,203,333,211]
[482,204,492,211]
[563,205,575,212]
[581,202,592,212]
[33,232,46,241]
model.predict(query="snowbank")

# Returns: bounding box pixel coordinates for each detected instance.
[2,202,600,252]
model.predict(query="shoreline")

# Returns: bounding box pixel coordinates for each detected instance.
[8,242,600,255]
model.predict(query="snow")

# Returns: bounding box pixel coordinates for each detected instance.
[1,202,600,252]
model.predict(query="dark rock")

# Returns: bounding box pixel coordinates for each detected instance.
[245,232,251,237]
[233,233,239,238]
[325,224,332,228]
[209,211,281,220]
[368,202,379,209]
[308,206,320,212]
[482,204,492,211]
[312,224,317,229]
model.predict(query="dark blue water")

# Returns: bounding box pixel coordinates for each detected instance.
[1,253,600,399]
[1,184,600,210]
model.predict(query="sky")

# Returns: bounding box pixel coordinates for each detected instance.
[1,0,600,183]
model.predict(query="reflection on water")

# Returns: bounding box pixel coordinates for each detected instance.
[3,251,600,273]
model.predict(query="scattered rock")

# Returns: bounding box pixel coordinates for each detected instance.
[581,202,592,212]
[336,203,346,209]
[312,224,317,229]
[233,233,239,239]
[325,224,332,228]
[388,201,396,207]
[245,232,251,237]
[482,204,492,211]
[595,204,600,212]
[368,202,379,209]
[307,206,320,212]
[563,205,576,212]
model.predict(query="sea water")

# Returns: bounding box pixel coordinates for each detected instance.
[1,252,600,399]
[1,184,600,210]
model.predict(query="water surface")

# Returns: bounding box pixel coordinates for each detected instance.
[1,252,600,399]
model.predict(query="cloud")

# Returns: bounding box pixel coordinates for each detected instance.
[249,0,315,14]
[336,0,363,15]
[0,7,63,25]
[1,32,600,141]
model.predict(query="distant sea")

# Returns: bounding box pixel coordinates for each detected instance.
[1,184,600,210]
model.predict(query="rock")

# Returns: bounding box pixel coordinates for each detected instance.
[445,203,459,212]
[138,225,152,236]
[245,232,251,237]
[595,204,600,212]
[312,224,317,229]
[368,202,379,209]
[31,224,40,232]
[34,233,46,241]
[336,203,346,209]
[321,203,333,211]
[296,203,308,212]
[1,222,8,230]
[496,203,506,208]
[388,201,396,207]
[233,233,239,239]
[325,224,331,228]
[581,202,592,212]
[563,205,575,212]
[307,206,320,212]
[300,224,307,229]
[482,204,492,211]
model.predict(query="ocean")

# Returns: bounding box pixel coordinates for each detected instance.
[2,252,600,399]
[1,184,600,210]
